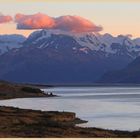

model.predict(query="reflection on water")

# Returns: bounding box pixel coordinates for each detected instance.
[0,86,140,131]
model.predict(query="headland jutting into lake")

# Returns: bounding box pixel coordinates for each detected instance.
[0,81,140,137]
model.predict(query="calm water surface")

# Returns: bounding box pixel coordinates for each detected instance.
[0,86,140,131]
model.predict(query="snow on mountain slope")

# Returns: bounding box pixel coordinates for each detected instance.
[24,29,140,59]
[134,38,140,46]
[0,34,26,55]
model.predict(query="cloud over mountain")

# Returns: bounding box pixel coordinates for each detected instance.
[15,13,102,33]
[55,15,102,33]
[0,14,12,24]
[15,13,55,30]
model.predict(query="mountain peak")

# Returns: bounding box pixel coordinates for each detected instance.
[25,29,140,57]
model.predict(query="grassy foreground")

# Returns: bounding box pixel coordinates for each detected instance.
[0,106,140,138]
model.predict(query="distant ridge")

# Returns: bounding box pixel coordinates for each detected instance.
[98,55,140,83]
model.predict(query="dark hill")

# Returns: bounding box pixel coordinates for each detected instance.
[98,56,140,83]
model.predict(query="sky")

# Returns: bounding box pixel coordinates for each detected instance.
[0,0,140,38]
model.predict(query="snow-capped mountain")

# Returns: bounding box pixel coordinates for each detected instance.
[0,29,140,84]
[0,34,26,55]
[24,29,140,59]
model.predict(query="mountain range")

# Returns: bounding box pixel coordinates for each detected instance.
[0,29,140,84]
[0,34,26,55]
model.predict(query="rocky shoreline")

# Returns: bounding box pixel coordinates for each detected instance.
[0,81,140,137]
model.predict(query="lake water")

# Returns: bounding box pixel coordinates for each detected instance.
[0,86,140,131]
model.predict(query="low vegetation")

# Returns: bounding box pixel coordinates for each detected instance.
[0,81,55,100]
[0,106,140,138]
[21,86,42,93]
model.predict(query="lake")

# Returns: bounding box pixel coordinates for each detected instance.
[0,86,140,131]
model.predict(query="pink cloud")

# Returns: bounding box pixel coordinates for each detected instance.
[0,14,12,24]
[15,13,103,33]
[55,15,102,33]
[15,13,55,30]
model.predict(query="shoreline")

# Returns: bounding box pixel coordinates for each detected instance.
[0,81,140,137]
[0,105,140,138]
[0,81,57,100]
[0,99,140,137]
